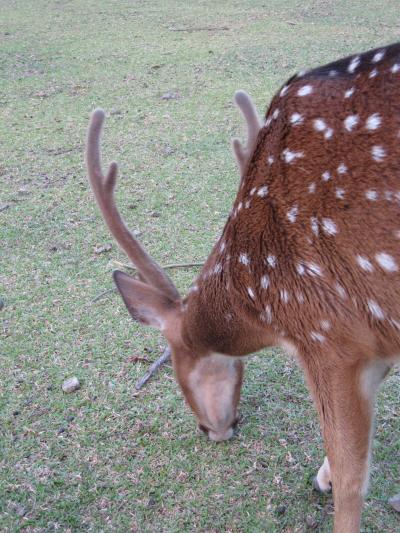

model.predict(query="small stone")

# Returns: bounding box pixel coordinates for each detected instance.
[163,146,175,155]
[94,243,112,254]
[306,515,318,529]
[276,505,286,515]
[389,493,400,512]
[8,502,27,517]
[62,377,80,393]
[150,211,161,218]
[162,91,178,100]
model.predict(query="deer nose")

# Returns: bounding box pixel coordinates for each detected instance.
[198,417,239,442]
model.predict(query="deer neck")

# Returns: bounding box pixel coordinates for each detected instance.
[181,254,276,357]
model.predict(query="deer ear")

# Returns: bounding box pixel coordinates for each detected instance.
[113,270,178,330]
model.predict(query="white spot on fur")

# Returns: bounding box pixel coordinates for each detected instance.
[375,252,398,272]
[213,263,222,274]
[337,163,347,174]
[267,156,274,165]
[335,188,345,199]
[322,171,331,182]
[311,217,319,236]
[219,241,226,252]
[391,63,400,74]
[245,200,251,208]
[365,189,378,201]
[307,262,323,277]
[344,87,355,98]
[287,205,298,223]
[280,289,289,303]
[324,128,333,140]
[296,291,304,303]
[348,56,360,73]
[263,304,272,323]
[297,85,313,96]
[390,318,400,330]
[385,191,393,202]
[282,149,304,164]
[365,113,381,130]
[372,145,386,162]
[311,331,325,343]
[280,85,289,97]
[290,113,303,125]
[314,118,327,132]
[320,320,331,331]
[335,283,347,299]
[267,255,277,268]
[372,50,385,63]
[322,218,338,235]
[247,287,255,299]
[239,253,250,266]
[257,186,269,197]
[273,109,280,119]
[308,182,316,194]
[344,115,359,132]
[368,299,385,320]
[369,68,378,78]
[261,275,269,289]
[356,255,374,272]
[250,187,256,196]
[296,263,305,275]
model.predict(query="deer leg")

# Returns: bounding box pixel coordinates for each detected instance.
[305,358,389,533]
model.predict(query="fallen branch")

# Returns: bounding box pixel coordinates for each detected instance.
[169,26,230,32]
[135,347,171,390]
[92,287,117,303]
[112,260,203,271]
[92,260,203,303]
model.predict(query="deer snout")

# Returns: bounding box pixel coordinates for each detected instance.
[198,417,239,442]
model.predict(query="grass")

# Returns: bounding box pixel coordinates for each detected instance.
[1,0,399,531]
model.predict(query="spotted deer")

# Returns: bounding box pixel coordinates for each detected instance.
[86,42,400,533]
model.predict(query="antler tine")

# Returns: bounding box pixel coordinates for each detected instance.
[85,109,180,300]
[232,90,262,176]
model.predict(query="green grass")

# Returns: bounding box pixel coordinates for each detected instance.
[1,0,399,531]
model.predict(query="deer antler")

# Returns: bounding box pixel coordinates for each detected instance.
[232,91,262,176]
[85,109,180,300]
[232,90,262,176]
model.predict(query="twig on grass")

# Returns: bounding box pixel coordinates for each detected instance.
[112,260,203,271]
[91,287,117,303]
[135,347,171,390]
[92,260,203,303]
[169,26,230,32]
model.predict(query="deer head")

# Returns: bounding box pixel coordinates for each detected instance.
[85,100,263,440]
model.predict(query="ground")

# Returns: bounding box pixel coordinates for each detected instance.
[1,0,399,531]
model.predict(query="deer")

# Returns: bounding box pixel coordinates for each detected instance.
[85,42,400,533]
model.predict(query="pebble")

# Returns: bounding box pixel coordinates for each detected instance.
[389,493,400,512]
[62,377,80,393]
